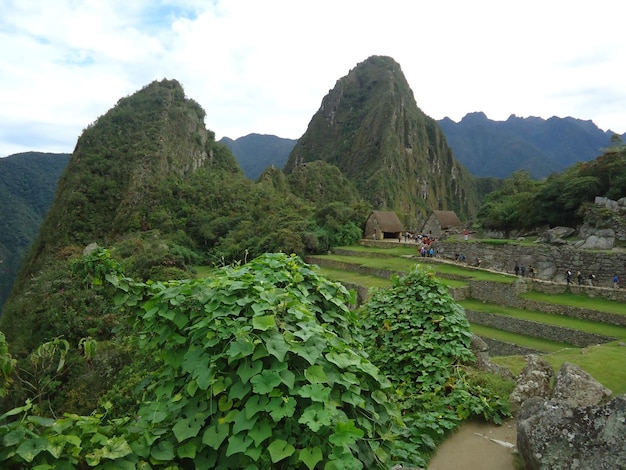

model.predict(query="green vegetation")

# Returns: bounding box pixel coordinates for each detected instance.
[520,290,626,315]
[360,266,511,464]
[0,251,510,468]
[0,152,70,307]
[469,325,574,353]
[494,342,626,395]
[476,144,626,232]
[460,299,626,341]
[314,252,514,283]
[283,55,481,223]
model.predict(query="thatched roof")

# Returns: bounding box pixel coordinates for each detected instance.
[369,210,404,231]
[431,210,462,229]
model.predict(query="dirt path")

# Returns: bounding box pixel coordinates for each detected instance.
[427,419,518,470]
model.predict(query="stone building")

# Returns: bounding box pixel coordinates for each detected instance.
[421,210,463,238]
[364,210,404,240]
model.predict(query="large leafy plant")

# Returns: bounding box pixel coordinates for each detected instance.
[128,252,402,469]
[359,265,510,463]
[0,252,406,469]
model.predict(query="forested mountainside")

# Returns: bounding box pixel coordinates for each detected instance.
[0,152,70,307]
[283,55,481,225]
[0,78,367,358]
[438,112,620,179]
[219,133,296,180]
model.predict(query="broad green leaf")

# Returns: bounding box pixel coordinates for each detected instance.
[279,368,295,389]
[236,359,262,383]
[218,395,233,412]
[299,446,323,470]
[101,436,133,460]
[233,409,258,434]
[250,369,282,394]
[297,383,331,402]
[15,437,48,463]
[266,396,297,421]
[228,338,255,360]
[304,365,328,384]
[228,379,251,401]
[244,395,270,419]
[298,404,332,432]
[150,440,175,461]
[252,315,276,331]
[226,433,253,457]
[248,421,272,446]
[202,423,229,450]
[265,333,289,361]
[267,439,295,463]
[244,443,263,461]
[177,440,197,459]
[328,420,364,446]
[325,351,360,369]
[2,427,27,446]
[173,417,203,442]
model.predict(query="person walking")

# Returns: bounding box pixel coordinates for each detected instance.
[613,274,620,289]
[566,270,572,285]
[577,271,583,285]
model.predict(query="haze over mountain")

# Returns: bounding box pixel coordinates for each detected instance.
[283,55,480,224]
[438,112,619,179]
[218,134,296,180]
[0,152,70,307]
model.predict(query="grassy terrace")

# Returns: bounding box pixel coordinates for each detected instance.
[520,290,626,315]
[461,299,626,342]
[470,324,576,353]
[311,252,515,284]
[315,267,391,289]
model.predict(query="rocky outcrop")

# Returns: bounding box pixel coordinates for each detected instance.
[509,354,554,409]
[517,395,626,469]
[469,335,514,379]
[516,360,623,469]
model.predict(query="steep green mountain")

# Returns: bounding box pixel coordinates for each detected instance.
[0,79,241,354]
[220,133,296,180]
[283,55,480,227]
[0,78,366,362]
[0,152,70,307]
[438,112,619,179]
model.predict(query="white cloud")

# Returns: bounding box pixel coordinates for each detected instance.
[1,0,626,157]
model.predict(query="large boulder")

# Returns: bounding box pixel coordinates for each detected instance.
[517,395,626,470]
[538,226,575,245]
[517,362,622,469]
[509,354,553,409]
[551,362,612,407]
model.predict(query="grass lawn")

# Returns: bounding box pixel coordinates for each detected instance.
[316,267,391,289]
[314,253,515,283]
[521,290,626,316]
[460,299,626,341]
[470,324,575,353]
[493,342,626,396]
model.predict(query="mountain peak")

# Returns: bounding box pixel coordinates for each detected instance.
[284,56,479,222]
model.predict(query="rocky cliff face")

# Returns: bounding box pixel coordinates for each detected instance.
[284,55,480,226]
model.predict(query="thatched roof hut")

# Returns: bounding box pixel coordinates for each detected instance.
[364,210,404,240]
[421,210,463,238]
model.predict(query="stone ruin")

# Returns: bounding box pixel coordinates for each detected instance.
[512,354,625,469]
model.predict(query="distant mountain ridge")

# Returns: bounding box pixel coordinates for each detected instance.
[219,134,296,180]
[438,112,620,179]
[0,152,70,307]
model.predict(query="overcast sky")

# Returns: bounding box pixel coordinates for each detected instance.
[2,0,625,157]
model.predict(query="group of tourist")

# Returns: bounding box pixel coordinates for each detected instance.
[564,269,620,288]
[514,262,537,279]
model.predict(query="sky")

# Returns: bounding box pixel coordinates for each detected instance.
[2,0,626,157]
